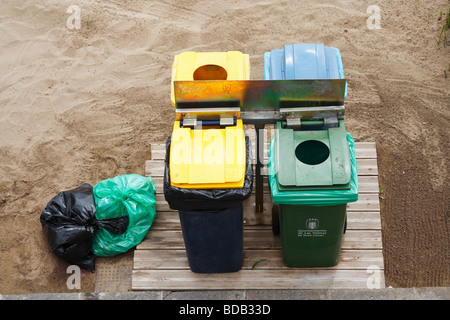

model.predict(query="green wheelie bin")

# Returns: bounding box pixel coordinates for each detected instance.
[268,121,359,268]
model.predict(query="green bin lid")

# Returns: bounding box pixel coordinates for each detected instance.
[275,120,351,190]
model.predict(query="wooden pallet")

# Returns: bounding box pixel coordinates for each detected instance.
[132,140,385,290]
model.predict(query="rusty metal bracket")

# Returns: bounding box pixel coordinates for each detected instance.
[173,79,347,213]
[174,79,346,124]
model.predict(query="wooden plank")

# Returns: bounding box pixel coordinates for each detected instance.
[250,175,379,195]
[346,212,382,230]
[243,196,274,225]
[244,229,383,250]
[243,194,382,225]
[151,175,378,195]
[145,160,164,177]
[145,158,378,179]
[154,194,172,212]
[347,193,380,212]
[354,142,377,158]
[145,141,377,176]
[132,269,385,290]
[151,211,181,230]
[151,176,164,194]
[356,158,378,176]
[357,175,379,194]
[153,192,380,216]
[150,211,381,231]
[159,138,374,150]
[137,229,383,250]
[149,140,376,157]
[133,249,384,270]
[151,176,272,194]
[134,249,190,270]
[151,144,166,160]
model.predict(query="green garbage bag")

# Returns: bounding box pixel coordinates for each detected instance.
[92,174,156,257]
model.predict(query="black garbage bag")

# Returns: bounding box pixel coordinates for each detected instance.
[163,135,253,211]
[40,183,128,271]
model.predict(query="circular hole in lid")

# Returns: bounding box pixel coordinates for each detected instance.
[295,140,330,165]
[193,64,228,80]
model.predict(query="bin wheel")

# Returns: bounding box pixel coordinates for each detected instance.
[272,205,280,235]
[343,213,347,234]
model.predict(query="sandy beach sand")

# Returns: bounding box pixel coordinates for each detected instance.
[0,0,448,294]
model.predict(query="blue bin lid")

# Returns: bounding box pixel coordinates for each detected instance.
[264,43,347,99]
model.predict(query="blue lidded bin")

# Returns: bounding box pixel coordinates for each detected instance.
[264,43,356,267]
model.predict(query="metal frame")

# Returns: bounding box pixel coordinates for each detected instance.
[173,79,347,213]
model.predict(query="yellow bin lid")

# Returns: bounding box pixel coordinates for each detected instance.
[169,120,247,189]
[171,51,250,106]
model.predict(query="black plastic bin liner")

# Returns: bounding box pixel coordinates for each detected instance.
[163,135,253,211]
[40,183,128,271]
[178,204,244,273]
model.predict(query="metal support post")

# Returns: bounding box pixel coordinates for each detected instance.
[255,124,265,213]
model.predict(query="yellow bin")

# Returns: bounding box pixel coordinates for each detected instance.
[171,51,250,106]
[169,119,247,189]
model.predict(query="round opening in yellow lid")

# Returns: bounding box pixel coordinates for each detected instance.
[193,64,228,80]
